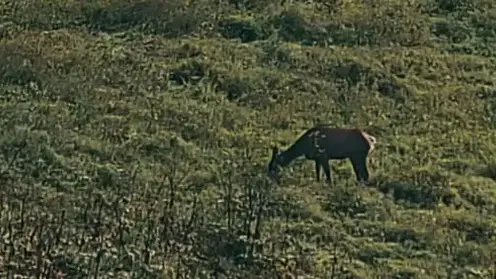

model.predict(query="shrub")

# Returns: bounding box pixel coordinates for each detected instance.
[80,0,215,37]
[331,0,431,46]
[0,42,44,88]
[376,170,456,209]
[431,18,473,43]
[218,16,270,43]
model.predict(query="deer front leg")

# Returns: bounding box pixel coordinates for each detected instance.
[320,159,333,186]
[315,160,321,181]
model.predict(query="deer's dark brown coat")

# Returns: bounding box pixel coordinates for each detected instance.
[268,125,377,184]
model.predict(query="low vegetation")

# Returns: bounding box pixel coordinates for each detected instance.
[1,0,496,278]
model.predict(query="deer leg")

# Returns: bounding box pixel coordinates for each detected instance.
[315,160,321,181]
[350,153,369,184]
[320,159,333,185]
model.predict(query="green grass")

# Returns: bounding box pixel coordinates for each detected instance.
[1,0,496,278]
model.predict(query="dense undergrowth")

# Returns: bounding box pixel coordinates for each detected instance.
[1,0,496,278]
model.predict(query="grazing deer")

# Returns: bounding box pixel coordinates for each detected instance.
[267,124,377,185]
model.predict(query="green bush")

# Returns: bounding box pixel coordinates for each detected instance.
[80,0,215,36]
[219,16,271,43]
[330,0,431,46]
[431,18,473,43]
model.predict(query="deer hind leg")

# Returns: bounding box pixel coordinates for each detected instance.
[350,153,369,184]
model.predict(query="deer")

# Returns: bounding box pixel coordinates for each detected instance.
[267,124,377,185]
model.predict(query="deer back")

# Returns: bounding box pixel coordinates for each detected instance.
[306,127,371,158]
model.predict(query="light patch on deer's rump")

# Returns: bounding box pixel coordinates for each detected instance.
[362,131,377,152]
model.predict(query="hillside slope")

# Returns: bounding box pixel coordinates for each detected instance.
[1,0,496,278]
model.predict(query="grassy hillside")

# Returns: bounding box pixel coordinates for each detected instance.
[1,0,496,278]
